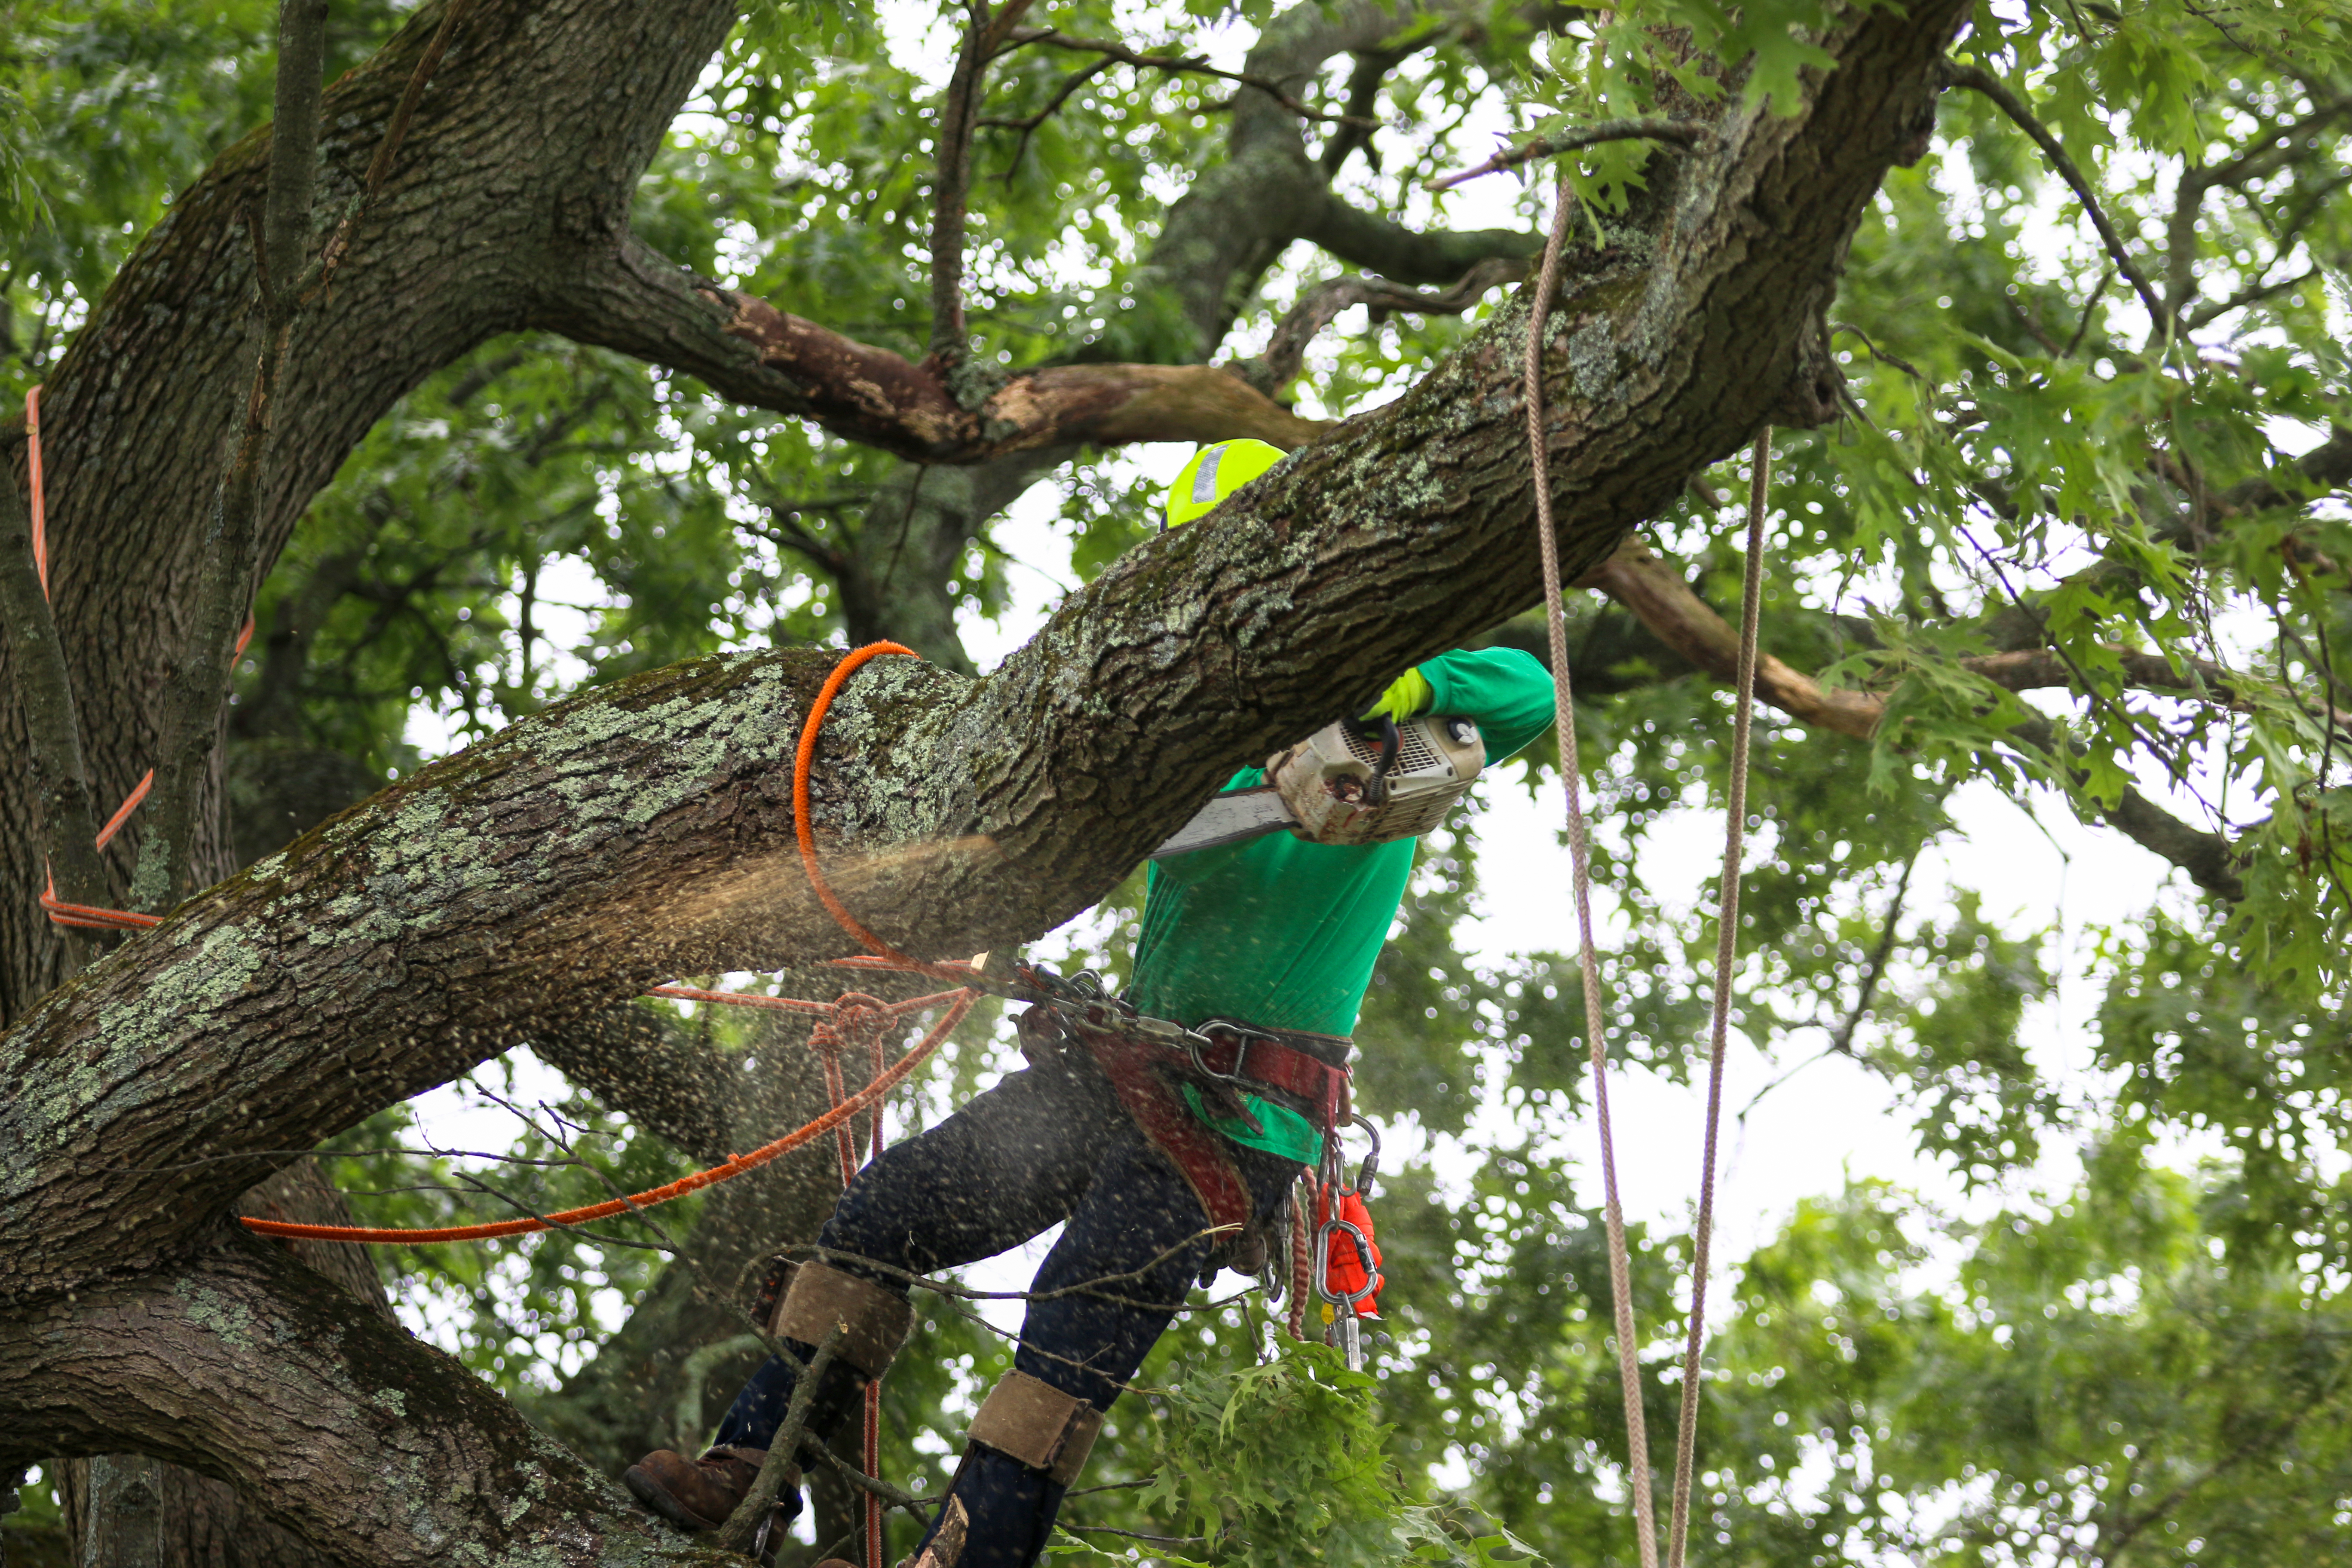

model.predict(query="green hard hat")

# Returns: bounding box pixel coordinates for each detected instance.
[1163,438,1285,530]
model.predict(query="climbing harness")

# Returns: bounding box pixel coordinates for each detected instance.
[19,386,253,932]
[1525,171,1767,1568]
[1011,970,1358,1244]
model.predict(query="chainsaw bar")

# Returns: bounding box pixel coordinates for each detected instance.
[1149,785,1297,860]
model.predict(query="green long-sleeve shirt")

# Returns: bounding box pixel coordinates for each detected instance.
[1129,648,1555,1161]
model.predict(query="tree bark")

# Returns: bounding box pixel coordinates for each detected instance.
[0,0,741,1020]
[0,2,1969,1564]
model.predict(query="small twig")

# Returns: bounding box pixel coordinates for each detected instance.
[1008,29,1376,129]
[1320,46,1409,178]
[1058,1522,1209,1545]
[1954,521,2198,790]
[2184,264,2321,331]
[314,0,479,291]
[1942,62,2169,329]
[1427,118,1703,191]
[980,54,1118,183]
[777,1234,1225,1308]
[2063,265,2114,358]
[716,1325,842,1554]
[807,1441,933,1516]
[1245,257,1523,389]
[1829,322,1927,381]
[1826,844,1924,1058]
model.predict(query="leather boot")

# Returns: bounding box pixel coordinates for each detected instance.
[623,1445,792,1531]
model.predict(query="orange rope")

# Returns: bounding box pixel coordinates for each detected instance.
[241,989,972,1243]
[643,984,836,1016]
[26,386,48,597]
[793,641,919,961]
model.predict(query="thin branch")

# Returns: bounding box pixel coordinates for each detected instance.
[1827,849,1922,1057]
[1942,62,2170,328]
[1427,119,1705,191]
[2184,264,2321,330]
[0,438,107,913]
[2063,265,2113,358]
[315,0,480,291]
[805,1441,932,1517]
[1058,1522,1210,1546]
[1320,46,1410,179]
[147,0,331,906]
[980,54,1118,184]
[716,1324,842,1554]
[929,2,1038,365]
[1245,255,1523,389]
[2195,92,2352,193]
[1009,29,1377,129]
[1577,536,2248,898]
[262,0,329,329]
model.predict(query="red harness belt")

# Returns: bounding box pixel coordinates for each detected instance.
[1025,1002,1351,1233]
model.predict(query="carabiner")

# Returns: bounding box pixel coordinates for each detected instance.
[1326,1113,1382,1199]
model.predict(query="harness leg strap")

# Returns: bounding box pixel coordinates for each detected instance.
[773,1260,916,1379]
[965,1371,1106,1486]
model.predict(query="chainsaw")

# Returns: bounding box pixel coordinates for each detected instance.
[1149,712,1486,859]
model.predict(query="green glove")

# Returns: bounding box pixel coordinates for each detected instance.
[1361,667,1433,724]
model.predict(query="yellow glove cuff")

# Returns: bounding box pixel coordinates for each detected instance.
[1361,668,1433,724]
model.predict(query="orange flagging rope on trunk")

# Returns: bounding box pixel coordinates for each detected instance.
[239,986,972,1244]
[235,642,980,1246]
[24,386,253,932]
[794,640,920,961]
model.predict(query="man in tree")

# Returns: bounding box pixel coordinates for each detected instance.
[622,440,1555,1568]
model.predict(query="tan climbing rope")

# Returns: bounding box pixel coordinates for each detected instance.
[1668,435,1767,1568]
[1525,174,1769,1568]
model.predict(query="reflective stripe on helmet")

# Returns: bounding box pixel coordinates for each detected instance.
[1190,443,1227,506]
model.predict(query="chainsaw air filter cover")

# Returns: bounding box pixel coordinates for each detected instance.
[1268,713,1486,847]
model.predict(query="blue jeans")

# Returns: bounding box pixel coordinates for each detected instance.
[714,1050,1302,1568]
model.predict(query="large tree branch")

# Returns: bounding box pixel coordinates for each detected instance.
[0,1234,707,1567]
[554,238,1332,460]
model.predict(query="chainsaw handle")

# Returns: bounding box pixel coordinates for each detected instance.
[1366,717,1399,805]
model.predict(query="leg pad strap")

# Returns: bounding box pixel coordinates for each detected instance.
[774,1261,914,1379]
[966,1371,1105,1486]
